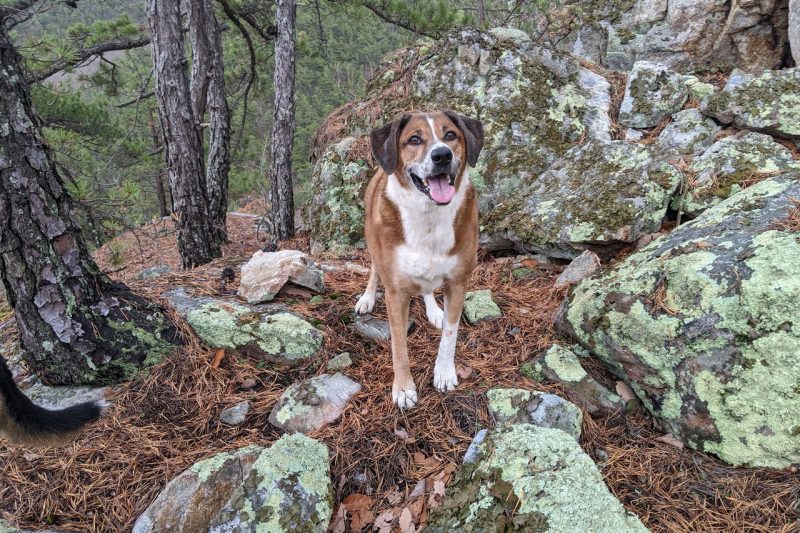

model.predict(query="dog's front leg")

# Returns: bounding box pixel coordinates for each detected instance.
[386,289,417,408]
[433,281,466,392]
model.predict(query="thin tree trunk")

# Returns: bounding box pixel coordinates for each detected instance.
[189,0,231,245]
[147,107,170,218]
[0,24,178,385]
[147,0,221,268]
[268,0,297,240]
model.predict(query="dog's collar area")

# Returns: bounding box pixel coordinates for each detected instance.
[409,172,455,206]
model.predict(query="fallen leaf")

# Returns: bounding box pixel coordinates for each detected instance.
[342,493,371,512]
[210,348,225,369]
[433,479,446,497]
[655,433,685,450]
[278,285,314,299]
[520,258,540,269]
[615,381,637,402]
[386,487,403,505]
[409,478,426,499]
[329,504,347,533]
[350,508,374,532]
[456,364,473,379]
[399,507,415,533]
[408,496,424,518]
[374,510,395,533]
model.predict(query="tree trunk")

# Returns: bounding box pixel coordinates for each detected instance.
[147,107,170,218]
[189,0,231,245]
[147,0,221,268]
[0,24,178,386]
[268,0,297,240]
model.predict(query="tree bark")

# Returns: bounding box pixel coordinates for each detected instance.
[147,107,170,218]
[147,0,221,268]
[268,0,297,240]
[189,0,231,245]
[0,23,178,386]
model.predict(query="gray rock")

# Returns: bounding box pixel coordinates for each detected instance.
[484,140,681,258]
[426,425,648,532]
[24,381,109,412]
[654,109,721,155]
[326,352,352,371]
[0,520,70,533]
[136,265,171,280]
[673,132,800,217]
[533,345,625,418]
[702,68,800,140]
[577,67,612,141]
[269,373,361,434]
[619,61,688,129]
[237,249,324,304]
[462,289,502,325]
[350,313,413,341]
[558,173,800,467]
[486,388,583,440]
[791,0,800,65]
[219,400,250,426]
[555,250,601,288]
[165,288,323,365]
[132,435,333,532]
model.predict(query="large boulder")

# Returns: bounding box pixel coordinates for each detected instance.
[672,132,800,217]
[133,435,333,532]
[558,174,800,467]
[483,140,681,258]
[165,289,323,365]
[702,68,800,140]
[425,424,648,532]
[305,28,613,252]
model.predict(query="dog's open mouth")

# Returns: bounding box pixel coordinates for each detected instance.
[410,172,456,205]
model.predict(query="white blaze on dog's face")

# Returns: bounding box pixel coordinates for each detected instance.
[370,111,484,205]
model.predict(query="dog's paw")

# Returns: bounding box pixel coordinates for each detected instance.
[425,305,444,329]
[433,365,458,392]
[392,385,418,409]
[355,292,376,314]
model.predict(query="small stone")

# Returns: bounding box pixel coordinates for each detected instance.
[309,295,324,304]
[240,377,257,390]
[326,352,352,371]
[486,388,583,440]
[136,265,171,280]
[219,400,250,426]
[237,249,324,304]
[269,373,361,434]
[462,289,502,325]
[555,250,601,287]
[350,314,413,341]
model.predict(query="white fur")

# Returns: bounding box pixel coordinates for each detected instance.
[423,293,444,329]
[433,314,459,392]
[354,292,375,314]
[393,386,418,409]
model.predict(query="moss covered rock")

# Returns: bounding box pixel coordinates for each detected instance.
[702,68,800,140]
[673,132,800,217]
[486,388,583,440]
[654,109,720,156]
[619,61,688,129]
[463,289,502,325]
[133,435,333,532]
[165,289,323,366]
[269,373,361,434]
[484,140,681,258]
[426,424,648,532]
[558,173,800,467]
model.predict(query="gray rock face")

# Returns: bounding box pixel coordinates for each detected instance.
[219,401,251,426]
[484,140,681,258]
[673,132,800,217]
[486,388,583,440]
[654,109,721,155]
[791,0,800,65]
[426,425,648,532]
[702,68,800,140]
[136,265,171,280]
[269,373,361,434]
[555,250,601,288]
[0,519,70,533]
[558,174,800,467]
[462,289,502,325]
[237,249,324,304]
[133,435,333,533]
[165,288,323,365]
[619,61,688,128]
[350,314,414,341]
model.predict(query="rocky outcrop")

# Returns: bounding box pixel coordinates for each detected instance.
[558,174,800,467]
[269,373,361,434]
[654,109,721,156]
[133,435,333,532]
[791,0,800,64]
[426,424,648,532]
[165,288,323,365]
[619,62,688,128]
[237,249,324,304]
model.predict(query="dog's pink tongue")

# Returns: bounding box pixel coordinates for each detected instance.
[428,176,455,204]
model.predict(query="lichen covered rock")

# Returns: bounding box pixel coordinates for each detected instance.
[654,109,720,155]
[486,388,583,440]
[462,289,502,325]
[165,289,323,365]
[702,68,800,140]
[558,174,800,467]
[237,249,324,304]
[269,373,361,434]
[133,435,333,532]
[426,424,648,532]
[619,61,688,128]
[484,140,681,258]
[555,250,601,287]
[673,132,800,217]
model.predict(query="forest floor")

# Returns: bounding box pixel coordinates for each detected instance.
[0,212,798,532]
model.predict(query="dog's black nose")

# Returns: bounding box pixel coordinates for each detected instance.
[431,146,453,166]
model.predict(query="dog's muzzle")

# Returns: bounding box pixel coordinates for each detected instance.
[409,146,457,205]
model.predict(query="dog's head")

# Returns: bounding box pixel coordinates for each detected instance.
[370,111,484,206]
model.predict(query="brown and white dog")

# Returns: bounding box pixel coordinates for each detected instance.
[356,111,484,408]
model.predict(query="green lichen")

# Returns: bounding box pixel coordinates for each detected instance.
[463,289,503,324]
[191,445,263,483]
[486,388,531,419]
[542,345,587,383]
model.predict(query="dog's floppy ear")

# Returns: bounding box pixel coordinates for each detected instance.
[444,110,484,167]
[370,113,410,174]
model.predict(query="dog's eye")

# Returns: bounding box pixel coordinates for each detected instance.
[408,135,422,145]
[444,131,456,141]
